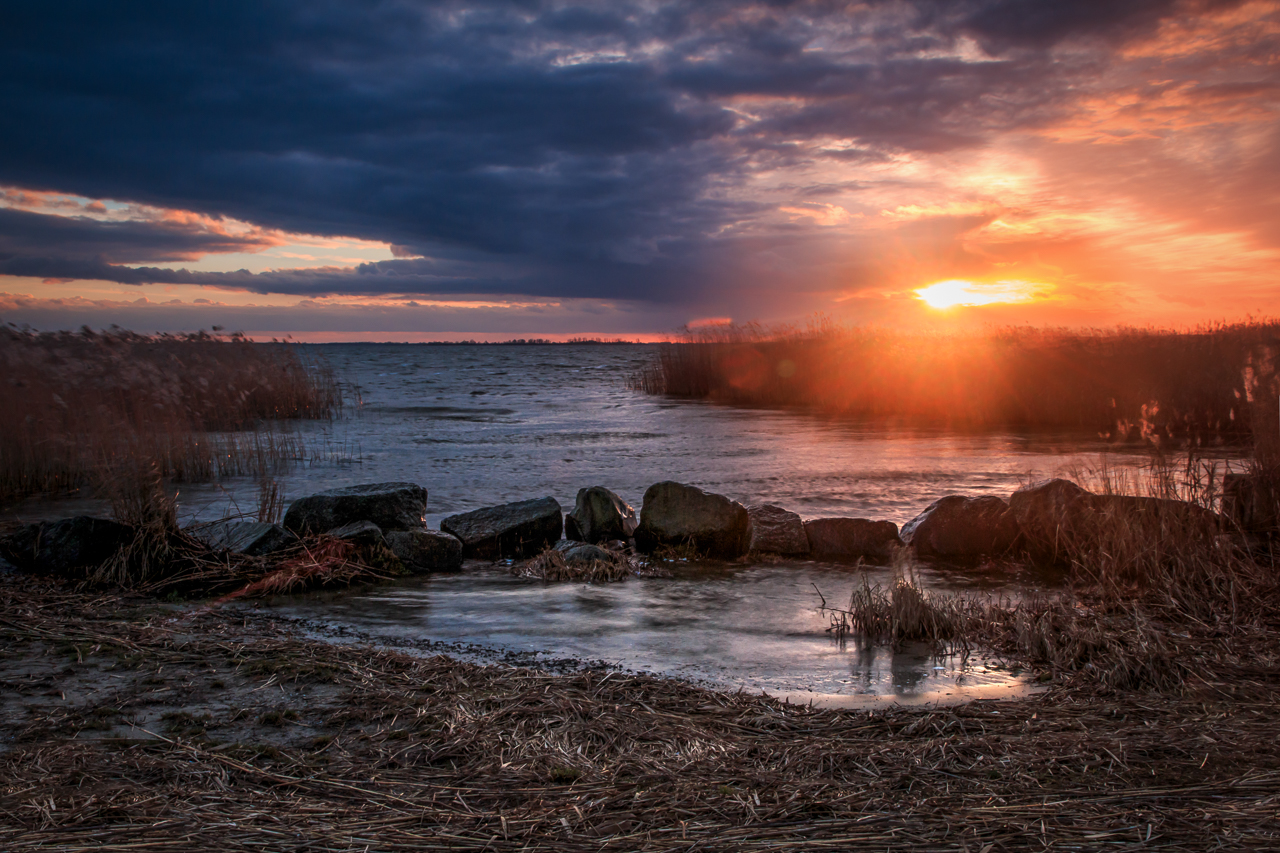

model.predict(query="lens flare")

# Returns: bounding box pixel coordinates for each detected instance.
[915,279,1042,310]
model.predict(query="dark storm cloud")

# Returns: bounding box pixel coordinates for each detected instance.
[907,0,1189,51]
[0,207,277,264]
[0,0,1246,303]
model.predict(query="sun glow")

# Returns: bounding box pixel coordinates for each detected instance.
[915,279,1042,310]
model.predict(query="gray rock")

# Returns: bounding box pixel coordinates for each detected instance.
[746,504,810,555]
[565,486,638,544]
[1,516,135,575]
[1008,479,1092,559]
[902,495,1019,561]
[283,482,427,536]
[325,520,386,547]
[441,497,563,559]
[803,518,901,561]
[634,481,750,559]
[386,529,463,573]
[1223,473,1280,533]
[184,520,297,557]
[553,539,615,566]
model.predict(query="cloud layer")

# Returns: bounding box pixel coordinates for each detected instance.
[2,0,1277,332]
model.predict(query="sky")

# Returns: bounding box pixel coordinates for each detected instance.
[1,0,1278,341]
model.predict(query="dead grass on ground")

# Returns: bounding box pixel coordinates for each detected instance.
[3,575,1280,851]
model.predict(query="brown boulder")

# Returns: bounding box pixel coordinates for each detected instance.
[1008,479,1092,559]
[746,505,810,555]
[902,495,1019,561]
[803,518,901,562]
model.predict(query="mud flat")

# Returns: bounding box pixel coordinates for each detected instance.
[3,573,1280,851]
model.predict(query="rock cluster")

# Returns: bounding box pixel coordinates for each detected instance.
[1,471,1241,584]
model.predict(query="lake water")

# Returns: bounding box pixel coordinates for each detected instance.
[7,343,1215,706]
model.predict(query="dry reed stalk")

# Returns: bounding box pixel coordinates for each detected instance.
[255,477,285,524]
[0,326,340,502]
[5,573,1280,851]
[818,554,987,652]
[515,548,633,583]
[213,537,393,601]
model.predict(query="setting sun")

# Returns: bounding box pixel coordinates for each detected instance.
[915,279,1042,310]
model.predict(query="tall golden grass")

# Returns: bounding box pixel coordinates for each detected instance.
[636,319,1280,446]
[0,325,341,502]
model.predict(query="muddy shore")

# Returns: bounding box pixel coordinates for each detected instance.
[3,572,1280,851]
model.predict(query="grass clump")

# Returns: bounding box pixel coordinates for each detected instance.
[514,547,632,583]
[819,553,988,652]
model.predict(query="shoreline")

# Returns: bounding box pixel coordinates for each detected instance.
[4,572,1280,850]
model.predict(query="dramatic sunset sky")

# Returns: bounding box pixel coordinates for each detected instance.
[2,1,1278,340]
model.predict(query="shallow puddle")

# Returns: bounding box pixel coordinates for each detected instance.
[263,558,1059,708]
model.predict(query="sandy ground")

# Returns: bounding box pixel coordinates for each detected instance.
[3,570,1280,851]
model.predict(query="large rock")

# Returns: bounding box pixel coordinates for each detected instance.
[185,520,297,557]
[746,504,810,555]
[1085,493,1223,534]
[1008,478,1092,558]
[634,481,750,559]
[1010,478,1223,561]
[386,529,463,573]
[1223,472,1280,533]
[1,516,135,575]
[325,520,387,547]
[283,482,427,536]
[565,486,638,544]
[441,497,563,559]
[902,495,1019,561]
[802,518,901,562]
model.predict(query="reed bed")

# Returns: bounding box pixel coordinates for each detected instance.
[0,325,341,502]
[4,575,1280,851]
[635,320,1280,445]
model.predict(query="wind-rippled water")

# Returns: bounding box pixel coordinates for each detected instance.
[10,343,1212,706]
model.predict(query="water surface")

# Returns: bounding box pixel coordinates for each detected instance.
[8,343,1218,706]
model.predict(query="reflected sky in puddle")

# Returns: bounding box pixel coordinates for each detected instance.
[265,558,1059,708]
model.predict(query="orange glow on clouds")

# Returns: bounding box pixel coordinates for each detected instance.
[914,280,1045,310]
